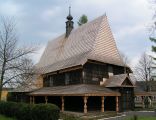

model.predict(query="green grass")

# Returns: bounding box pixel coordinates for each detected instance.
[60,113,82,120]
[0,115,15,120]
[60,111,118,120]
[61,113,156,120]
[125,116,156,120]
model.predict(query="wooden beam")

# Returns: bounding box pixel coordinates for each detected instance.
[87,59,106,65]
[44,72,57,76]
[101,96,105,112]
[135,93,151,96]
[59,65,82,73]
[142,96,144,108]
[83,96,88,114]
[33,96,35,104]
[116,96,119,112]
[30,96,32,104]
[82,70,85,84]
[45,96,48,104]
[29,93,121,97]
[61,96,64,112]
[85,93,121,97]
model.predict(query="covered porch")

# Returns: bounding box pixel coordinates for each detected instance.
[29,84,120,114]
[134,87,152,108]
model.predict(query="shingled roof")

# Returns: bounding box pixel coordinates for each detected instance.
[37,15,124,74]
[104,74,135,87]
[134,87,151,96]
[29,84,120,96]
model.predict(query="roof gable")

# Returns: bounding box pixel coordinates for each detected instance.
[105,74,135,87]
[88,16,123,66]
[36,15,124,73]
[121,78,133,86]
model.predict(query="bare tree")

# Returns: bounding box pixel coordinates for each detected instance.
[120,52,130,73]
[134,53,152,91]
[0,17,36,100]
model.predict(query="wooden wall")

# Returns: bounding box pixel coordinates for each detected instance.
[119,87,134,111]
[113,65,125,75]
[83,62,108,84]
[43,69,82,87]
[43,61,126,87]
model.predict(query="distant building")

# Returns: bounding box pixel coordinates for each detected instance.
[1,88,13,101]
[134,59,156,107]
[151,62,156,81]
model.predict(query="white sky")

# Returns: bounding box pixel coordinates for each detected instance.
[0,0,155,66]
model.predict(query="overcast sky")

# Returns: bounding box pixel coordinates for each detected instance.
[0,0,155,66]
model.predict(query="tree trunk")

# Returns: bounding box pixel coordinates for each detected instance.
[0,85,2,101]
[0,70,3,101]
[0,66,5,101]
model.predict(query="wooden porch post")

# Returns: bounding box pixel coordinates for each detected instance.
[33,96,35,104]
[142,96,144,108]
[82,70,85,84]
[61,96,64,112]
[101,96,105,112]
[116,96,119,112]
[45,96,48,104]
[83,96,88,114]
[30,96,32,104]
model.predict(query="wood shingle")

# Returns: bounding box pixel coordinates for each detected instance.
[36,15,124,74]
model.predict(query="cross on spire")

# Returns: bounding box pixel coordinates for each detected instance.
[67,6,73,21]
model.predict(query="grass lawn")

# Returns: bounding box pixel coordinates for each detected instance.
[125,116,156,120]
[0,115,15,120]
[60,111,118,120]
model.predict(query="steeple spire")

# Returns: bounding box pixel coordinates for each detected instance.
[65,6,74,37]
[69,6,71,15]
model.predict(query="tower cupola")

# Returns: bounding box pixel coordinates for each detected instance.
[65,6,74,37]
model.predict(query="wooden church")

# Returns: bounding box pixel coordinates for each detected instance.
[28,10,136,113]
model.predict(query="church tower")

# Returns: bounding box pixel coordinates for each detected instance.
[65,6,74,37]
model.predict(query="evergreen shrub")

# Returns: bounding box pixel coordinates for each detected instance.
[0,101,60,120]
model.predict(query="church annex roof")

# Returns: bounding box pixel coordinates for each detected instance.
[36,15,124,74]
[104,74,135,87]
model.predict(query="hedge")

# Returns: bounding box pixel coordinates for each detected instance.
[0,101,60,120]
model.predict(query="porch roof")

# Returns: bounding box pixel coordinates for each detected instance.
[29,84,121,96]
[134,87,151,96]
